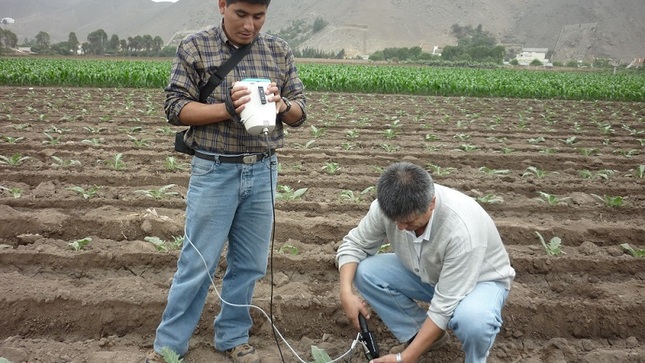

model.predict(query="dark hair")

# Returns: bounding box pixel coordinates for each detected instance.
[376,162,435,221]
[227,0,271,5]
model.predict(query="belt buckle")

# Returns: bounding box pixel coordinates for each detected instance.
[242,155,258,164]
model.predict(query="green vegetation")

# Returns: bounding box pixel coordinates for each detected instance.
[0,153,30,166]
[278,244,299,256]
[591,194,625,207]
[0,58,643,101]
[475,193,504,204]
[145,236,183,252]
[135,184,179,200]
[310,346,333,363]
[68,185,100,199]
[340,186,375,203]
[160,347,183,363]
[0,185,22,198]
[276,185,308,201]
[535,232,564,256]
[68,237,92,251]
[621,243,645,258]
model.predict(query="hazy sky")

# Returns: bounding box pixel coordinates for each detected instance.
[151,0,179,2]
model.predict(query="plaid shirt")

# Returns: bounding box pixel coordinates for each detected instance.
[165,24,307,154]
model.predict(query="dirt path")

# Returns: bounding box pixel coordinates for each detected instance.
[0,86,644,363]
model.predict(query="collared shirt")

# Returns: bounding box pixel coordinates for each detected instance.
[336,184,515,330]
[165,23,307,154]
[404,195,436,259]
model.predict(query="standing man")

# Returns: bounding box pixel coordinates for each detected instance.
[147,1,306,362]
[337,162,515,363]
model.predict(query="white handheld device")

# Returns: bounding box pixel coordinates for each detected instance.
[237,78,276,135]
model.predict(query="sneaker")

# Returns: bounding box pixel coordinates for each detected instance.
[144,350,165,363]
[226,343,261,363]
[389,330,450,355]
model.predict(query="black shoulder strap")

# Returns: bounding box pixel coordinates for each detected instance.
[199,40,255,103]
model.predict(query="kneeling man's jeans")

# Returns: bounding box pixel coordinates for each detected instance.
[354,253,509,363]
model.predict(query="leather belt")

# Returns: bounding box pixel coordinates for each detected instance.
[194,150,274,164]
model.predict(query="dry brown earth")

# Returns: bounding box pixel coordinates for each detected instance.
[0,86,644,362]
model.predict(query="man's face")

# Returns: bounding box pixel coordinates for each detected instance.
[395,198,436,232]
[219,0,267,46]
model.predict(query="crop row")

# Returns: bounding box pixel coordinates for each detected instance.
[1,58,644,101]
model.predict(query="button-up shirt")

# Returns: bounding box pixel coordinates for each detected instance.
[165,23,307,153]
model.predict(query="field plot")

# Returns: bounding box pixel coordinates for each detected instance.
[0,86,644,363]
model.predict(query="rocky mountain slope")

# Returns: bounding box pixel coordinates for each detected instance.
[2,0,644,63]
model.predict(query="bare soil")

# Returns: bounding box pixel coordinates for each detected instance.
[0,86,644,363]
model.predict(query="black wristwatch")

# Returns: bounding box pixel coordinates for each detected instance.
[278,97,291,116]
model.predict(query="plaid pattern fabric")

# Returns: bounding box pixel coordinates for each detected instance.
[165,24,307,153]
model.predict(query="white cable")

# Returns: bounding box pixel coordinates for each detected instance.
[183,233,361,363]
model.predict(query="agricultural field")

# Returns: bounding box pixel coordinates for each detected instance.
[0,60,644,363]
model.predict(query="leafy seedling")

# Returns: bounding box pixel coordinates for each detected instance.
[135,184,179,200]
[278,244,299,255]
[310,345,332,363]
[145,237,168,252]
[537,191,570,206]
[591,194,625,207]
[0,186,22,198]
[535,231,563,256]
[105,153,126,170]
[51,156,81,168]
[164,156,188,171]
[0,153,30,166]
[276,185,308,200]
[523,166,548,178]
[160,347,183,363]
[69,237,91,251]
[321,162,340,175]
[427,164,456,176]
[620,243,645,257]
[68,185,100,199]
[475,194,504,204]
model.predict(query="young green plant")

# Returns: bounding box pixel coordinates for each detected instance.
[535,231,564,256]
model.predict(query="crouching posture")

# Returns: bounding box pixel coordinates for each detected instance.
[337,162,515,363]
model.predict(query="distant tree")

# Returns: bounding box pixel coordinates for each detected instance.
[68,32,79,55]
[0,28,19,50]
[312,16,328,33]
[108,34,120,54]
[50,41,71,56]
[336,48,345,59]
[87,29,108,55]
[153,36,164,53]
[368,50,385,61]
[530,58,543,66]
[35,31,51,49]
[133,35,144,51]
[565,60,578,68]
[159,45,177,57]
[441,24,503,64]
[120,39,127,54]
[142,34,154,52]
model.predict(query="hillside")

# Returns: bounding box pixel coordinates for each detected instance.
[1,0,644,63]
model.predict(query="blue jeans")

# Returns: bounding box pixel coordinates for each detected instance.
[354,254,509,363]
[154,153,277,355]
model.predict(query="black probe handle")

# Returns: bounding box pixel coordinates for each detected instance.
[358,313,380,358]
